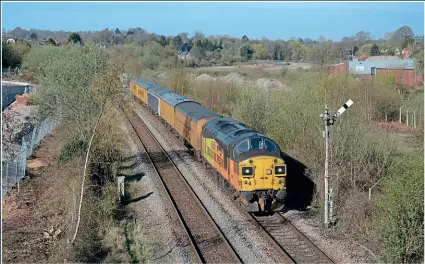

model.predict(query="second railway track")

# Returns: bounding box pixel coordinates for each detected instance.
[251,212,334,264]
[123,106,241,263]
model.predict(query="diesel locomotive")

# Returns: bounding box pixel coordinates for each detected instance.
[129,78,287,212]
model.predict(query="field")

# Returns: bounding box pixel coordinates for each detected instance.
[196,61,312,71]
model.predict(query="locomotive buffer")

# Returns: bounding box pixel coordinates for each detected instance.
[320,99,353,228]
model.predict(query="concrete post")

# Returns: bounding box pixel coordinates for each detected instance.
[406,108,410,126]
[30,128,36,156]
[399,106,404,123]
[117,176,125,201]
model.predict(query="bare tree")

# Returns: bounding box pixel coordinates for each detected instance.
[392,26,414,47]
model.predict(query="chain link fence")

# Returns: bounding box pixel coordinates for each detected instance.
[2,117,60,199]
[2,67,20,77]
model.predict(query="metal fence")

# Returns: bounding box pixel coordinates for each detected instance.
[2,67,20,77]
[2,117,60,199]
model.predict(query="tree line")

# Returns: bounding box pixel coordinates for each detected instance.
[2,25,423,69]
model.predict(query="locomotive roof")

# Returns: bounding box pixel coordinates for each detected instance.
[203,117,281,160]
[203,117,264,146]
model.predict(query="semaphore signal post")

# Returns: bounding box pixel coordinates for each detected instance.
[320,99,354,228]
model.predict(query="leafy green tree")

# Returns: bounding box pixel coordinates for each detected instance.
[240,45,253,60]
[251,43,269,60]
[69,32,82,44]
[350,46,359,56]
[218,39,223,49]
[402,37,415,49]
[187,38,194,47]
[414,50,424,81]
[30,32,38,41]
[158,35,167,47]
[25,45,109,137]
[172,35,183,51]
[370,44,380,56]
[204,38,215,52]
[2,43,17,67]
[47,38,57,46]
[375,157,424,263]
[196,39,203,49]
[2,42,31,67]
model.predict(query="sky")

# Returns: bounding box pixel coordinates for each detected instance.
[2,1,424,41]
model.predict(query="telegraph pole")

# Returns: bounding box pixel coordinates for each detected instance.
[320,99,353,227]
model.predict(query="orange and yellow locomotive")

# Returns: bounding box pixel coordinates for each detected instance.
[130,78,287,212]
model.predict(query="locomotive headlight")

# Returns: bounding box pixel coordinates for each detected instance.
[242,166,254,177]
[274,165,287,176]
[266,169,272,175]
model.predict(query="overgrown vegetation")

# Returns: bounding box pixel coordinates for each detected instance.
[147,67,424,263]
[375,157,424,263]
[20,44,151,262]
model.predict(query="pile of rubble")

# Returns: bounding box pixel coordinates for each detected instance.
[2,101,38,159]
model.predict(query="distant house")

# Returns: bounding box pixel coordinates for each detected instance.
[400,48,412,59]
[96,43,107,49]
[52,38,61,45]
[395,48,401,56]
[358,53,369,61]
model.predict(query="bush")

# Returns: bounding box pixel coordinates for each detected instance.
[2,42,31,68]
[59,139,88,162]
[140,54,160,70]
[374,157,424,263]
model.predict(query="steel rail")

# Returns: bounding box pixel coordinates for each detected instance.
[123,106,241,263]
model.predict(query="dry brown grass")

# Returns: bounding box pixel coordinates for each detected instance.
[2,128,82,263]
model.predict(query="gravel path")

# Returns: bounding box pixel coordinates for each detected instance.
[284,209,377,263]
[130,100,290,263]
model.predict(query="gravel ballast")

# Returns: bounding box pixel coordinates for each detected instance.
[117,109,194,263]
[130,100,289,263]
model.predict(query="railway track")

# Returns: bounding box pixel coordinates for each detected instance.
[122,106,241,264]
[250,212,334,264]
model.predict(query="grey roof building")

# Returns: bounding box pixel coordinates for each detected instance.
[348,58,415,75]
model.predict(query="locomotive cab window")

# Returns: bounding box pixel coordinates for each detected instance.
[251,137,263,149]
[236,140,249,153]
[264,139,277,152]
